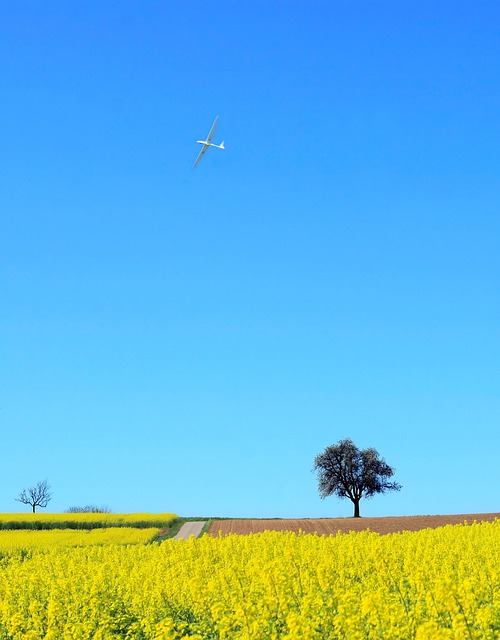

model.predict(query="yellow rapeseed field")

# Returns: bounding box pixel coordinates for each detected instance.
[0,512,177,529]
[0,520,498,639]
[0,527,159,551]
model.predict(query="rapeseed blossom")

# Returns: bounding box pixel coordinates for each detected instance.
[0,527,159,550]
[0,520,497,639]
[0,512,176,529]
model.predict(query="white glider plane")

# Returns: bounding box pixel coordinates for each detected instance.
[192,116,225,168]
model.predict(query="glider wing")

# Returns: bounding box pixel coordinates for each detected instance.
[193,144,209,168]
[206,116,219,144]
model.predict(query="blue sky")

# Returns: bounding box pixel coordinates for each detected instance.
[1,1,498,518]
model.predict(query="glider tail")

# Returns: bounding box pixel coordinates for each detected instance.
[220,141,225,149]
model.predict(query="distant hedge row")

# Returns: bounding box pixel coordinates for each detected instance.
[0,513,178,530]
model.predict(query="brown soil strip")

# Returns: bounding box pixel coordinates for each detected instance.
[207,513,499,537]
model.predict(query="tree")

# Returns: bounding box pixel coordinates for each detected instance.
[16,479,52,513]
[313,438,401,517]
[66,505,112,513]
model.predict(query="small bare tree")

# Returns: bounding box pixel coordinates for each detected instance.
[16,479,52,513]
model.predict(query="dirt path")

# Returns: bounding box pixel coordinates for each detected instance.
[208,513,499,536]
[174,521,206,539]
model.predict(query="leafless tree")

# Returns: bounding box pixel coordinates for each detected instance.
[16,479,52,513]
[66,505,112,513]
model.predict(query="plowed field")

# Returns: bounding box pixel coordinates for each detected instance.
[208,512,499,536]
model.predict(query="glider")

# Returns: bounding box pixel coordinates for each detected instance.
[192,116,225,168]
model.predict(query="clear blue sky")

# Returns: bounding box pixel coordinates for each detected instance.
[1,1,498,518]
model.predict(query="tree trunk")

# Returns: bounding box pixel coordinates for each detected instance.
[32,505,36,513]
[353,500,360,518]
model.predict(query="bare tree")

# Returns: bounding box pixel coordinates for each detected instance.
[66,505,112,513]
[16,479,52,513]
[313,438,401,517]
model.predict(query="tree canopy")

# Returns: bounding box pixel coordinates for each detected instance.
[313,438,401,517]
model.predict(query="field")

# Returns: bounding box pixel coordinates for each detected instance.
[0,512,177,530]
[0,514,498,638]
[0,527,159,550]
[208,512,500,536]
